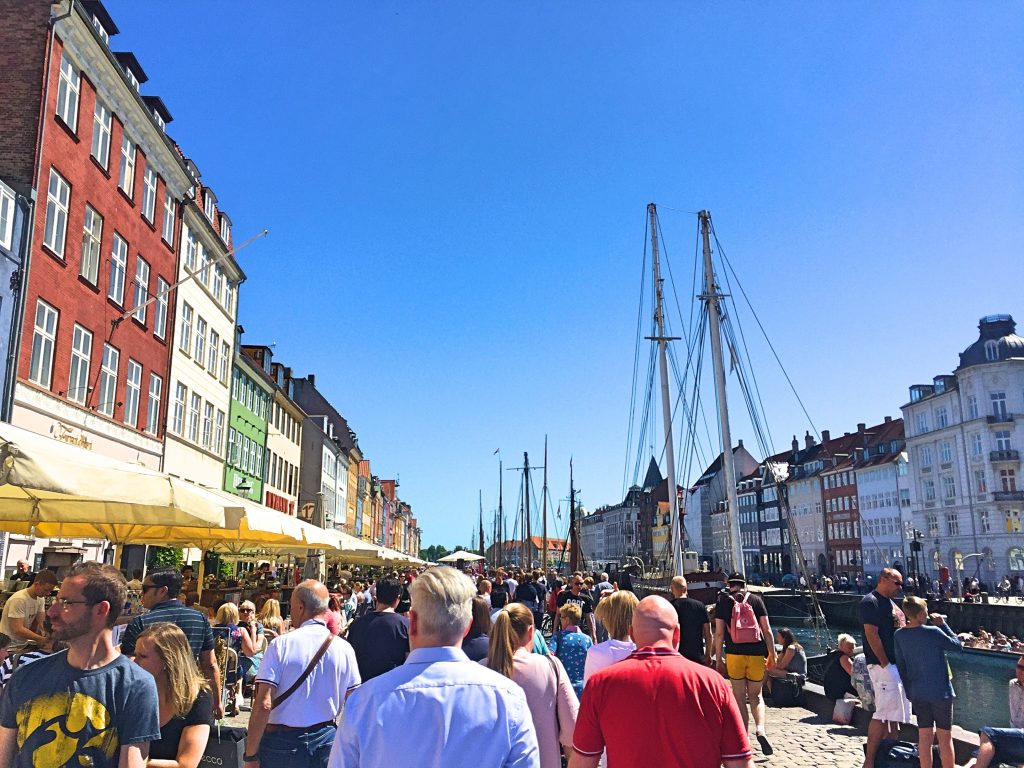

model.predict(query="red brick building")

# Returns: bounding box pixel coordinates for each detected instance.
[0,1,192,467]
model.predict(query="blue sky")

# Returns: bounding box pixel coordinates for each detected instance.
[106,2,1023,550]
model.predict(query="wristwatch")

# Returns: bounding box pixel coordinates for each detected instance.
[243,755,259,763]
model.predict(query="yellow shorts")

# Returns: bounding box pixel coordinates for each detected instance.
[726,653,766,682]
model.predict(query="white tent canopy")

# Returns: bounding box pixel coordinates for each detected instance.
[437,550,485,563]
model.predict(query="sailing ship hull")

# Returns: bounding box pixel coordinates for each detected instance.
[631,570,727,606]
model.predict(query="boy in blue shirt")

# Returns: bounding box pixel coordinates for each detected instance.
[894,596,962,768]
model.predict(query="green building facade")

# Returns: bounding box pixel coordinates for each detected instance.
[224,344,273,502]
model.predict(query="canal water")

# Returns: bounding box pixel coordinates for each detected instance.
[777,624,1012,733]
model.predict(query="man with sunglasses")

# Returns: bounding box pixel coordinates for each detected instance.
[557,574,597,641]
[0,562,160,768]
[118,567,223,718]
[859,567,912,768]
[966,658,1024,768]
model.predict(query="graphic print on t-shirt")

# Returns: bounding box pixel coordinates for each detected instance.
[16,691,118,766]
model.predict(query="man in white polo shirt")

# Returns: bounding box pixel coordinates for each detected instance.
[245,580,360,768]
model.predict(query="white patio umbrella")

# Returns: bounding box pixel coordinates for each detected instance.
[437,550,485,563]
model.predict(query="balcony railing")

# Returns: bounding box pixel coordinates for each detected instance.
[987,413,1015,425]
[994,490,1024,502]
[990,450,1020,462]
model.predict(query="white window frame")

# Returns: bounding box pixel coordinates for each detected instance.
[194,316,207,365]
[204,192,215,221]
[161,190,175,244]
[43,168,71,257]
[91,100,112,169]
[107,233,127,304]
[0,185,14,251]
[219,341,230,384]
[219,219,230,244]
[118,134,135,197]
[56,53,81,131]
[80,205,102,285]
[97,343,119,417]
[202,402,214,449]
[214,409,226,454]
[29,300,58,388]
[183,226,197,271]
[212,265,223,301]
[124,359,142,427]
[208,329,219,374]
[141,167,157,223]
[154,277,169,340]
[67,324,92,405]
[132,256,149,324]
[179,302,193,354]
[172,382,186,434]
[188,393,201,443]
[146,373,162,436]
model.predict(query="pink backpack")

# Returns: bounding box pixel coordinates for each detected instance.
[729,592,763,644]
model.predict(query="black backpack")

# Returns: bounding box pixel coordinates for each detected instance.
[770,674,805,707]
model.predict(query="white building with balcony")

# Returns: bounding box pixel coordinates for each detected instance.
[901,314,1024,586]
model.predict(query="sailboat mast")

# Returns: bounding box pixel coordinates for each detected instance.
[699,210,743,576]
[523,451,531,568]
[649,203,685,577]
[542,436,549,573]
[569,459,579,572]
[498,459,504,567]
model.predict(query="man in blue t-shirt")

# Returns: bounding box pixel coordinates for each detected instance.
[859,567,912,768]
[0,562,160,768]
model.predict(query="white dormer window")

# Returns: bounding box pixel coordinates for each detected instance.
[204,193,215,221]
[219,219,230,243]
[985,340,999,362]
[92,15,109,43]
[125,67,139,91]
[152,110,165,131]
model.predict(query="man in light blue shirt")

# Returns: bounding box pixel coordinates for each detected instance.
[329,567,539,768]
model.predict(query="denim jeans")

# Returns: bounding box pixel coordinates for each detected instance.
[259,724,336,768]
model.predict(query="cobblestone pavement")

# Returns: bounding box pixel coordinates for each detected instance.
[754,707,865,768]
[220,702,868,766]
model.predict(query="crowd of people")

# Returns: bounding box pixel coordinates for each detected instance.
[4,556,1024,767]
[0,560,797,768]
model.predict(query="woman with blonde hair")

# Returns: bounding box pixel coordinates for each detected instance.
[134,622,212,768]
[584,590,638,683]
[487,603,578,768]
[256,597,285,637]
[549,602,593,698]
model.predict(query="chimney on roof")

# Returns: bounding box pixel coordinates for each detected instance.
[858,423,866,433]
[307,374,315,386]
[792,435,799,453]
[884,415,892,423]
[822,430,831,442]
[805,431,816,450]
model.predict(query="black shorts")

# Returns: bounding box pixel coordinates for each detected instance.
[912,699,953,730]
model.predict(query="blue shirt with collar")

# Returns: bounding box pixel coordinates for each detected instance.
[329,645,539,768]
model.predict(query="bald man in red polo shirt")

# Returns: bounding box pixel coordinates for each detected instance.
[569,595,753,768]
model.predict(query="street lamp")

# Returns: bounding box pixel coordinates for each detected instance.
[235,478,252,498]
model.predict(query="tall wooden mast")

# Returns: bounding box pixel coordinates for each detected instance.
[699,210,742,575]
[648,203,684,577]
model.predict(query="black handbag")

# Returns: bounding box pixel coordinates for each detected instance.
[201,724,246,768]
[770,674,805,707]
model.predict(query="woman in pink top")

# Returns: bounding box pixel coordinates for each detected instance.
[487,603,579,768]
[584,590,638,683]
